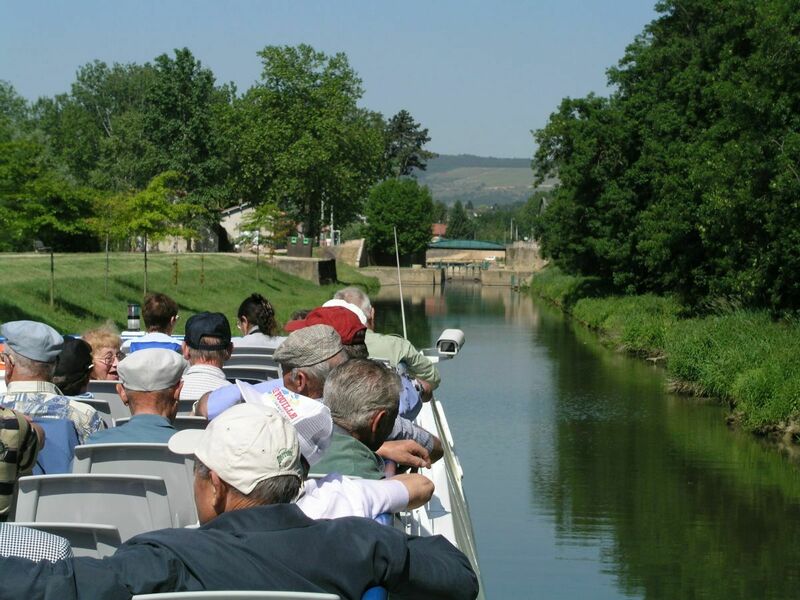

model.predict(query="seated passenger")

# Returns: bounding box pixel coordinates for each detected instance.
[82,324,122,381]
[0,407,42,521]
[180,312,233,403]
[284,305,369,358]
[315,358,405,480]
[0,403,479,600]
[232,293,285,348]
[0,524,72,561]
[52,337,94,398]
[332,286,441,396]
[287,307,443,462]
[198,324,346,419]
[0,321,103,446]
[202,325,435,470]
[254,382,435,519]
[122,292,182,353]
[87,348,187,444]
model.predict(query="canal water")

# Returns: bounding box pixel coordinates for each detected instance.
[374,283,800,599]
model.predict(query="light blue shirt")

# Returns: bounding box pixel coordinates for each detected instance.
[206,379,282,420]
[86,414,176,444]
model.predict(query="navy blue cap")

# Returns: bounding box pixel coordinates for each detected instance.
[184,312,231,350]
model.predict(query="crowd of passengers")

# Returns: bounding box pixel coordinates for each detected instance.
[0,288,478,599]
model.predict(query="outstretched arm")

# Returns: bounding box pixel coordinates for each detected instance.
[377,439,431,469]
[392,473,435,509]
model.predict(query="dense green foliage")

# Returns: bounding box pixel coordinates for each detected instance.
[533,0,800,313]
[530,266,800,431]
[228,45,384,239]
[434,192,545,244]
[0,253,378,334]
[1,45,434,251]
[445,201,474,239]
[364,178,434,263]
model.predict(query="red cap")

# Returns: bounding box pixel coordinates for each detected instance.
[285,306,367,345]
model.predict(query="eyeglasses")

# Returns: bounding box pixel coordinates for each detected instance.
[94,352,125,366]
[0,352,13,367]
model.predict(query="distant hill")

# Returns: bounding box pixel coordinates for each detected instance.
[413,154,556,207]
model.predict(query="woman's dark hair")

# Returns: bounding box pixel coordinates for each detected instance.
[237,293,278,336]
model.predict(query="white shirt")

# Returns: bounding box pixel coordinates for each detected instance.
[231,331,285,349]
[179,364,229,401]
[297,474,409,520]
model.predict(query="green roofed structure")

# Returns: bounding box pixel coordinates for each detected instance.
[428,240,505,251]
[426,239,506,266]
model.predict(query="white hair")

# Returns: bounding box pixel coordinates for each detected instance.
[333,287,372,320]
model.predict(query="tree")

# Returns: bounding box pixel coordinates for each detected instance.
[383,109,436,177]
[30,61,157,188]
[116,171,196,294]
[86,191,130,293]
[447,201,475,239]
[532,0,800,311]
[432,200,448,223]
[0,137,96,252]
[0,81,28,141]
[365,178,434,264]
[230,44,384,239]
[142,49,231,209]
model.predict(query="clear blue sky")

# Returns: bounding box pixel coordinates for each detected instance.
[1,0,658,158]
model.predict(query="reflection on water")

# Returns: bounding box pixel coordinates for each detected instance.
[374,283,800,599]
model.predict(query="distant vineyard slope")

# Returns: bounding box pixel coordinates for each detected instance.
[414,154,557,206]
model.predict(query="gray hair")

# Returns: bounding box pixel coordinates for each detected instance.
[7,347,56,380]
[187,336,230,365]
[334,287,371,318]
[342,343,369,359]
[194,460,301,504]
[323,358,400,436]
[288,358,337,390]
[125,387,178,414]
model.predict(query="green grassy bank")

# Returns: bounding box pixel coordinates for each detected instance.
[529,266,800,434]
[0,253,378,336]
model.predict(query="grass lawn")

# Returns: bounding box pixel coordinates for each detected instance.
[0,252,378,335]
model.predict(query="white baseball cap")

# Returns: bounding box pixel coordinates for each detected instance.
[236,380,333,466]
[169,403,303,495]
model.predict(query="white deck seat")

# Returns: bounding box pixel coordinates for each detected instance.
[132,593,339,599]
[86,381,131,421]
[222,366,279,382]
[72,443,197,527]
[10,522,121,558]
[225,354,278,369]
[177,399,196,416]
[113,416,208,431]
[14,473,174,541]
[75,398,114,427]
[231,346,277,357]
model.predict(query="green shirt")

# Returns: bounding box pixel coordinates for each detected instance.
[312,432,385,480]
[365,330,440,389]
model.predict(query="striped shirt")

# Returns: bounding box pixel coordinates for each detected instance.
[0,407,38,518]
[179,364,229,402]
